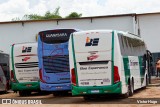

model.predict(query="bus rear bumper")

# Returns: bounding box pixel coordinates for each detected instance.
[11,82,40,91]
[40,82,71,91]
[72,82,122,96]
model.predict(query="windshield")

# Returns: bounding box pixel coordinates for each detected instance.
[39,29,77,44]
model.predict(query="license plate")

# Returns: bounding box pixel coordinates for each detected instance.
[91,90,99,93]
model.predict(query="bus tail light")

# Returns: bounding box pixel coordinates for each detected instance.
[71,68,76,86]
[11,70,16,82]
[39,68,46,83]
[114,66,120,83]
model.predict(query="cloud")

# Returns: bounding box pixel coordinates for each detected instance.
[99,0,160,15]
[0,0,160,21]
[0,0,29,21]
[27,0,48,15]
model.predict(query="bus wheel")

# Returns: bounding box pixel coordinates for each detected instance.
[53,92,61,97]
[128,79,134,96]
[19,91,31,96]
[19,91,25,96]
[26,91,31,96]
[83,96,91,100]
[3,84,8,94]
[144,76,148,88]
[61,91,69,96]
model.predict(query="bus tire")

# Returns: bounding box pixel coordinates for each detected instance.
[19,91,25,96]
[26,91,31,96]
[128,79,134,96]
[144,75,148,88]
[3,84,8,94]
[83,96,91,100]
[19,91,31,96]
[53,92,61,97]
[122,93,129,98]
[62,91,70,96]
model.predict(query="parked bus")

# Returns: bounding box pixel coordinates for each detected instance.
[11,43,39,96]
[38,29,78,96]
[69,30,150,99]
[0,51,10,92]
[0,65,7,92]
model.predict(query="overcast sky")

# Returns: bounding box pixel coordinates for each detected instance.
[0,0,160,22]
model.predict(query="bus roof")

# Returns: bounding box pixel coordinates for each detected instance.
[73,30,143,41]
[117,31,143,41]
[38,28,80,34]
[12,42,37,46]
[73,30,113,34]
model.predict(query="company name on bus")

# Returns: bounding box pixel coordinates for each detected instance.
[80,66,108,70]
[46,33,67,38]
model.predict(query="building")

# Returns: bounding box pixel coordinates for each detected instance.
[0,12,160,53]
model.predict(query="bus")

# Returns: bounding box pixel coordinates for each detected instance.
[69,30,151,99]
[0,65,7,92]
[11,43,39,96]
[0,51,10,92]
[38,29,78,96]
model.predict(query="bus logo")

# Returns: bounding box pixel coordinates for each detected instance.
[22,46,32,53]
[85,37,99,46]
[22,57,30,62]
[87,55,99,60]
[46,33,67,37]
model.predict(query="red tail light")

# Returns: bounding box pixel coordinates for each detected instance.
[114,66,120,83]
[39,68,46,83]
[71,68,76,86]
[11,70,16,82]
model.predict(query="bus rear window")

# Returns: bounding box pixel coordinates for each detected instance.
[39,29,76,44]
[79,61,109,65]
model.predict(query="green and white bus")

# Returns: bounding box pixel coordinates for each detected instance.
[0,51,10,92]
[11,42,39,96]
[69,30,150,99]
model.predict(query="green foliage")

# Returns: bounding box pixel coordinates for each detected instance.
[65,12,82,18]
[23,7,62,20]
[12,17,21,21]
[12,7,82,21]
[23,14,44,20]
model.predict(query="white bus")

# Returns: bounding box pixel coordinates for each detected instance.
[69,30,150,99]
[0,65,7,92]
[0,52,10,92]
[11,42,39,96]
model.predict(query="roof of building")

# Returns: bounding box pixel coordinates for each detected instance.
[0,12,160,24]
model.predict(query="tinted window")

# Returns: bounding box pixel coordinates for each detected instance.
[39,29,77,44]
[118,33,146,56]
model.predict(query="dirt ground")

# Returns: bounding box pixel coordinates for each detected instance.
[0,77,160,107]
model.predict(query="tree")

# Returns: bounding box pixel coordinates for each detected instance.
[23,7,62,20]
[12,7,82,21]
[23,14,44,20]
[12,17,21,21]
[65,12,82,18]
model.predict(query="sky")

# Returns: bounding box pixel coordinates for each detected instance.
[0,0,160,22]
